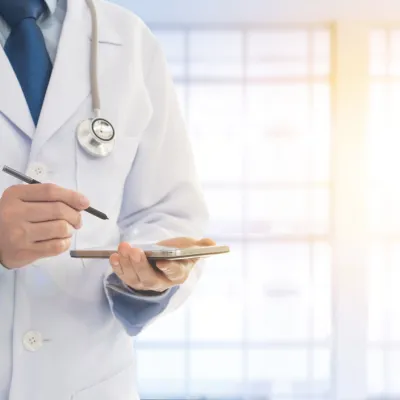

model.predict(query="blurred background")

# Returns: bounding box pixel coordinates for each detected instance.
[112,1,400,399]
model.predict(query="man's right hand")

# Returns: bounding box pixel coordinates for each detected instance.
[0,184,90,269]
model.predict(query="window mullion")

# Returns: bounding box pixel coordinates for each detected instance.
[331,22,370,400]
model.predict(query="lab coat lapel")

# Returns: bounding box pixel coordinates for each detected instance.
[31,0,122,158]
[0,47,35,138]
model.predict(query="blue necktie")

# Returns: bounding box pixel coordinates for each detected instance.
[0,0,52,126]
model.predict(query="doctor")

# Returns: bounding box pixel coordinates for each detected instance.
[0,0,210,399]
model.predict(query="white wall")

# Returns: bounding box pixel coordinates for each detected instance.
[115,0,400,23]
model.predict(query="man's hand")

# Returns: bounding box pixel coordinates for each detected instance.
[109,237,216,293]
[0,184,89,269]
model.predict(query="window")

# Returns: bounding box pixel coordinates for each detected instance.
[134,27,332,400]
[368,28,400,398]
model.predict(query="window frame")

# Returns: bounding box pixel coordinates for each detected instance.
[134,22,385,400]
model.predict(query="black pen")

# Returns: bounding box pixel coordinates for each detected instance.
[2,165,108,220]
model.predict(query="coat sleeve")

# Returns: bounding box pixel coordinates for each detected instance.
[103,29,209,336]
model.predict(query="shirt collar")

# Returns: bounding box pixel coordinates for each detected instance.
[44,0,58,16]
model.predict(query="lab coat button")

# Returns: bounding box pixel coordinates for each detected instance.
[27,163,47,180]
[23,331,43,352]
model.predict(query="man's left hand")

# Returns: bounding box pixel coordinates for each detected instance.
[109,237,216,293]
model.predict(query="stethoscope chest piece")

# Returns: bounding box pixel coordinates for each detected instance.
[76,118,115,158]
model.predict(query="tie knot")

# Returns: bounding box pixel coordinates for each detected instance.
[0,0,47,27]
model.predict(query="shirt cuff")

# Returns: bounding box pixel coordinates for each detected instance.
[103,272,179,336]
[105,273,172,301]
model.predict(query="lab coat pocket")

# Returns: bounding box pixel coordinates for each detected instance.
[71,362,138,400]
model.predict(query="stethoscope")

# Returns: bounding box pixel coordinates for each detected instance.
[76,0,115,158]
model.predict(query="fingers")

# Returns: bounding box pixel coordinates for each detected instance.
[25,202,82,229]
[29,220,74,242]
[109,253,122,274]
[157,236,216,248]
[156,259,195,284]
[156,237,197,248]
[5,183,90,211]
[111,243,172,292]
[32,237,72,258]
[196,238,216,246]
[120,244,171,291]
[0,184,88,268]
[109,243,197,291]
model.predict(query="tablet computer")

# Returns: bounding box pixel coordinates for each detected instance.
[70,244,230,261]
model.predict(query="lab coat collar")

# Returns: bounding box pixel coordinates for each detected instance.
[30,0,123,157]
[67,0,122,45]
[0,48,35,137]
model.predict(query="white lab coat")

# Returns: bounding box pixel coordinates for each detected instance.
[0,1,208,399]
